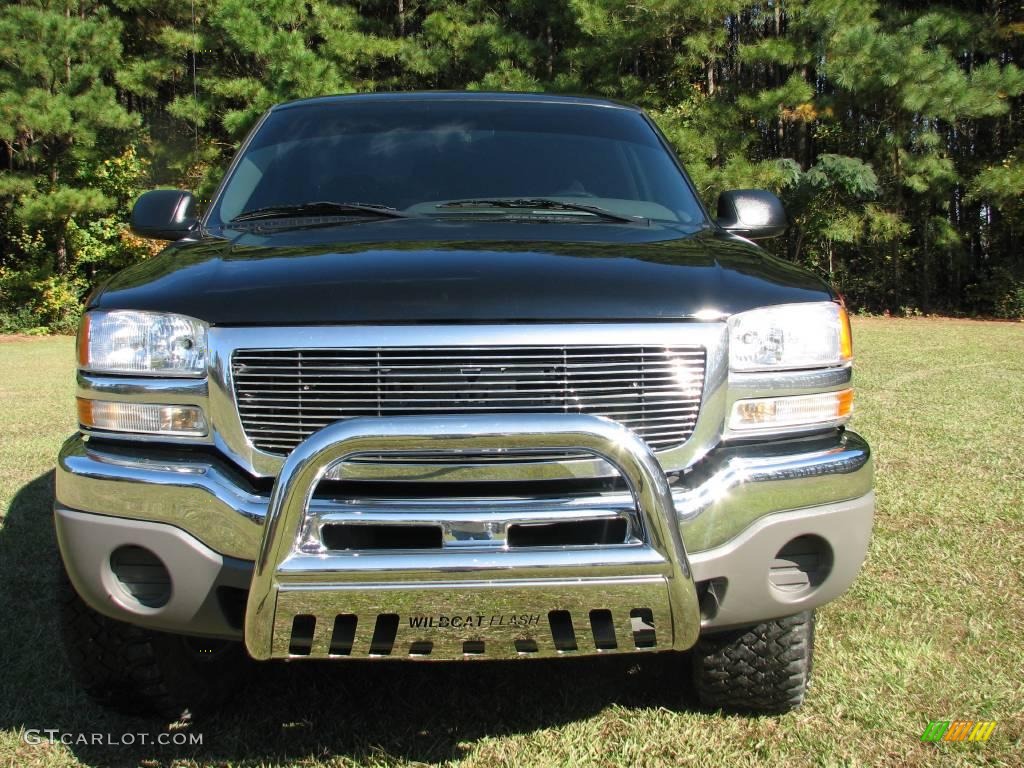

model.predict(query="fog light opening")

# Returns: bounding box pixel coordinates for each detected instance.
[109,545,172,609]
[697,578,728,621]
[769,535,833,597]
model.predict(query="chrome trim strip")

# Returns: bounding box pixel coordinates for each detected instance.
[278,546,669,581]
[728,365,852,395]
[243,413,701,659]
[78,372,210,401]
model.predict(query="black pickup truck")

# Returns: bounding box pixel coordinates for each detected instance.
[56,91,873,718]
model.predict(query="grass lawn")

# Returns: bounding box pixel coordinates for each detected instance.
[0,318,1021,768]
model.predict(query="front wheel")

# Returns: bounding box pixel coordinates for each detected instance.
[58,567,246,719]
[690,611,815,714]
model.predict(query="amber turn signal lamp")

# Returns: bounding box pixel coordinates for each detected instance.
[729,389,854,432]
[77,313,91,367]
[77,398,207,436]
[838,303,853,361]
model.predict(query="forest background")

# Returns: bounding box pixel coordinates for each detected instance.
[2,0,1022,333]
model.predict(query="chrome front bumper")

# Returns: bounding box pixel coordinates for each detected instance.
[55,421,874,655]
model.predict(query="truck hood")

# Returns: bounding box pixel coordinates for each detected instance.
[91,218,833,324]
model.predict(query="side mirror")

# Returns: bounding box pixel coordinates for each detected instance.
[716,189,787,239]
[130,190,198,241]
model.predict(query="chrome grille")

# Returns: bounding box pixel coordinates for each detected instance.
[232,346,706,457]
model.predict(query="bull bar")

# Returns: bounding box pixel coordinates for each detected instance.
[243,413,702,660]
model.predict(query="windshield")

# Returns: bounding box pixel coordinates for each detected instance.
[208,98,707,227]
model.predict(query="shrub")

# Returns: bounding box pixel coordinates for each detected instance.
[995,283,1024,320]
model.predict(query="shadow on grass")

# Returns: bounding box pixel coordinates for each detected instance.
[1,471,701,768]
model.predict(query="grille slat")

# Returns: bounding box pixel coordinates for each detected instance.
[235,385,692,397]
[239,413,700,428]
[237,392,697,404]
[237,404,701,415]
[233,345,705,457]
[237,399,701,410]
[231,368,692,379]
[240,420,701,437]
[234,349,705,360]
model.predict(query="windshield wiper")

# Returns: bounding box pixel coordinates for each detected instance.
[435,198,644,224]
[230,201,408,223]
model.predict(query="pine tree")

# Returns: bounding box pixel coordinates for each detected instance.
[0,0,137,274]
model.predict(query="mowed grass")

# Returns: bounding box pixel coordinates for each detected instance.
[0,318,1021,768]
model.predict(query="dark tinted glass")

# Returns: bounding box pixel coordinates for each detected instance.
[210,99,706,225]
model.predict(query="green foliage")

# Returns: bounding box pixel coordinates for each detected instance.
[969,157,1024,220]
[996,284,1024,320]
[1,0,1023,329]
[0,1,139,272]
[0,145,152,333]
[966,268,1024,320]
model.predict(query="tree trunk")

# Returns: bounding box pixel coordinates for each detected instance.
[546,23,554,79]
[50,162,68,274]
[65,6,72,84]
[55,221,69,275]
[798,67,809,168]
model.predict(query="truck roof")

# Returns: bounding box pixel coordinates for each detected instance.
[272,90,641,112]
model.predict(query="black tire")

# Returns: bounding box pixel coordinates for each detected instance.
[58,567,246,720]
[691,610,815,715]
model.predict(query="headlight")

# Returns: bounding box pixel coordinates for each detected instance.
[78,310,207,377]
[728,302,852,371]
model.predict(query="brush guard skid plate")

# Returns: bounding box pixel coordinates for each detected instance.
[244,414,702,660]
